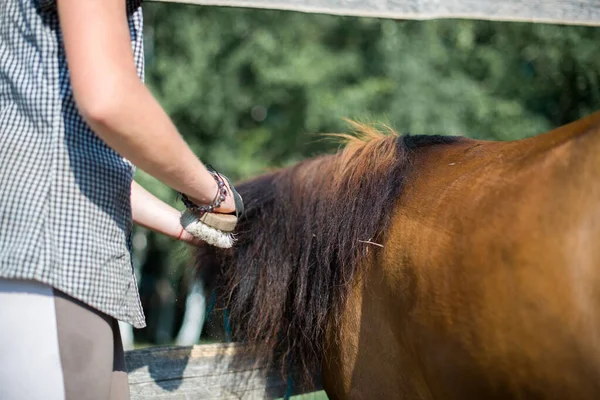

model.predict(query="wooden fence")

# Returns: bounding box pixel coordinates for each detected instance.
[125,343,321,399]
[152,0,600,27]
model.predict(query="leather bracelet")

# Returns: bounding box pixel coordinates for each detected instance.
[178,168,229,216]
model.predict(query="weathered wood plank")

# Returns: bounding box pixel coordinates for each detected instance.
[126,343,321,399]
[148,0,600,26]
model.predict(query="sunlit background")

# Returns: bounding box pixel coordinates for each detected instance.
[128,2,600,355]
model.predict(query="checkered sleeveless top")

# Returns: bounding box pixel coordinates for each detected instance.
[0,0,146,328]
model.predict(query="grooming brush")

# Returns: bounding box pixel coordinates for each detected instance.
[179,168,244,249]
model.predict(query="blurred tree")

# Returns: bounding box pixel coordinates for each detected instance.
[141,5,600,182]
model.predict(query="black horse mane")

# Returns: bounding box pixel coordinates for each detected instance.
[196,124,460,385]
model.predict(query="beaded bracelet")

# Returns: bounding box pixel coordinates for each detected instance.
[179,169,229,216]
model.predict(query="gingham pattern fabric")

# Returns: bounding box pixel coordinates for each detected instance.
[0,0,146,328]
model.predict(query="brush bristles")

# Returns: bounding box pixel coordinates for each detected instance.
[180,210,236,248]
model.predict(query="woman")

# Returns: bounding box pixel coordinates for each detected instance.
[0,0,238,399]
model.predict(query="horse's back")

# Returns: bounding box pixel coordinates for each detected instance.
[326,112,600,399]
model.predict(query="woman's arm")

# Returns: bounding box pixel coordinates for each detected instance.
[131,181,201,245]
[56,0,235,213]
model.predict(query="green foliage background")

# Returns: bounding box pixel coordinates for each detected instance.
[131,3,600,345]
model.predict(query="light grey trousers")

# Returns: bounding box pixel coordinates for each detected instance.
[0,278,130,400]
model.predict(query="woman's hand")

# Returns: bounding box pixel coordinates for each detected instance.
[130,180,239,247]
[177,229,204,247]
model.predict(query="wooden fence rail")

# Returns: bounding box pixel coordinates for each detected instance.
[126,343,321,399]
[151,0,600,27]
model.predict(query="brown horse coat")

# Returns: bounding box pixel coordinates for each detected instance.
[200,111,600,399]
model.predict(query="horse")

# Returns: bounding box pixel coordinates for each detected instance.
[196,111,600,399]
